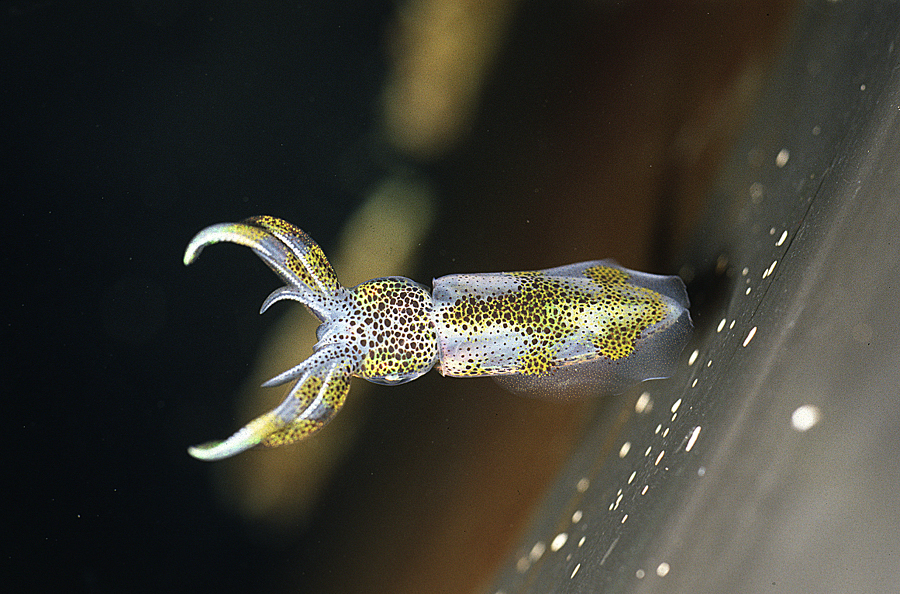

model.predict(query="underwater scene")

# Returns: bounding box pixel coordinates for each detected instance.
[7,1,899,593]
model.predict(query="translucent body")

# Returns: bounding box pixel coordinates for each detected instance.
[184,216,691,460]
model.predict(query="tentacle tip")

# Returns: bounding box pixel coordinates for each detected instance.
[183,241,205,266]
[187,441,229,461]
[188,435,259,461]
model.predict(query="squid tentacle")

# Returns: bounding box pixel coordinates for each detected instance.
[187,343,360,461]
[243,216,342,297]
[184,216,343,310]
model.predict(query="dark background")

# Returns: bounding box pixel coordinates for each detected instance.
[5,2,390,591]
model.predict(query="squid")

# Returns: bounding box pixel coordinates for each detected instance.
[184,216,692,460]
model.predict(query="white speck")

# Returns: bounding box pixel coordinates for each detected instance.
[654,424,662,434]
[619,441,631,458]
[635,392,653,413]
[644,445,652,456]
[688,349,699,365]
[791,405,822,431]
[745,287,752,295]
[641,485,649,495]
[775,148,790,168]
[742,326,757,347]
[636,569,646,579]
[762,259,778,278]
[706,359,712,367]
[776,230,788,246]
[741,267,749,276]
[729,320,736,329]
[656,562,671,577]
[621,514,629,524]
[578,536,586,547]
[769,227,776,235]
[716,318,727,333]
[697,466,706,476]
[685,426,701,452]
[655,450,665,466]
[860,83,866,91]
[613,493,623,509]
[662,427,670,437]
[691,378,698,387]
[550,532,568,552]
[628,471,636,484]
[670,398,682,413]
[576,478,590,493]
[529,541,546,562]
[572,510,583,524]
[571,563,581,579]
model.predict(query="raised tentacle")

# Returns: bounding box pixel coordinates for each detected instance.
[184,216,343,319]
[244,216,341,296]
[188,344,359,461]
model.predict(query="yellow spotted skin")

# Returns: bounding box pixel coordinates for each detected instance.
[342,278,437,383]
[183,217,691,460]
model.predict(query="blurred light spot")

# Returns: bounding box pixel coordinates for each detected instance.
[635,392,653,413]
[571,510,582,524]
[550,532,568,552]
[750,182,764,203]
[576,478,590,493]
[656,562,671,577]
[688,349,699,365]
[636,569,646,579]
[529,541,546,562]
[775,148,790,167]
[698,466,706,476]
[619,441,631,458]
[791,405,822,431]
